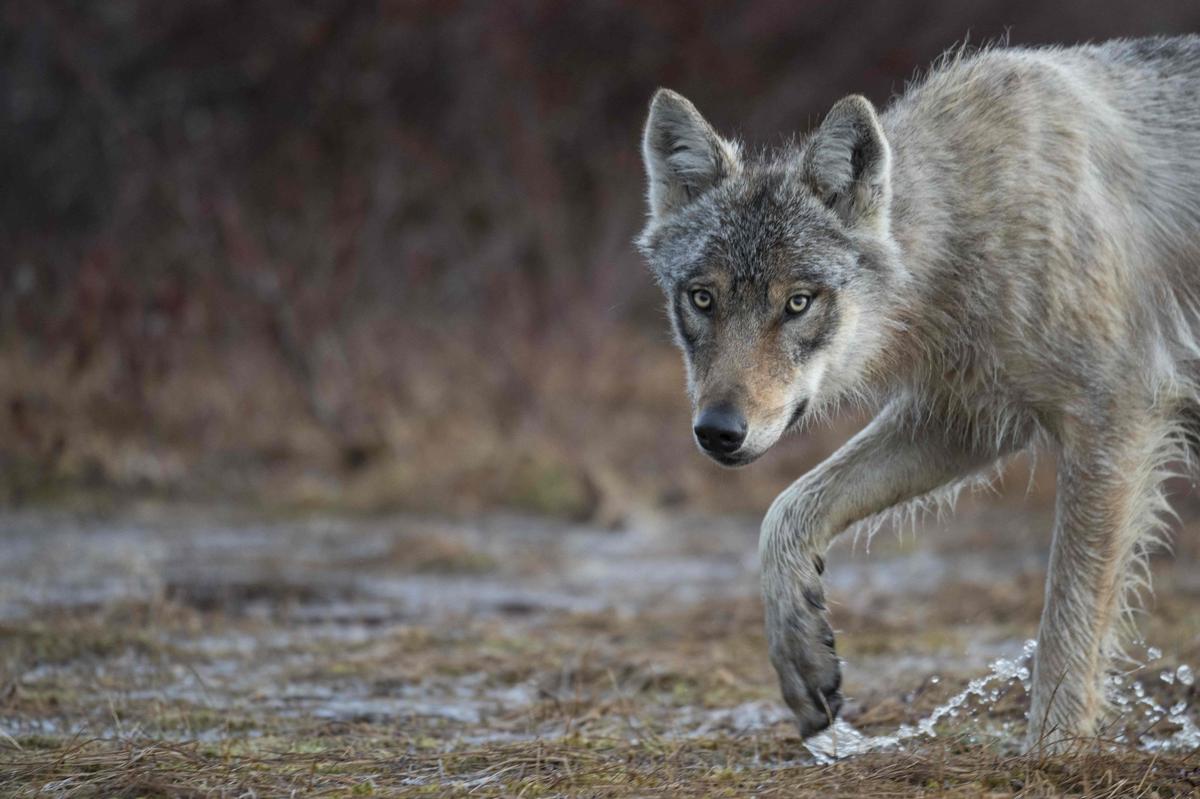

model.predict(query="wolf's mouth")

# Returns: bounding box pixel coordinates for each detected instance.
[709,451,753,467]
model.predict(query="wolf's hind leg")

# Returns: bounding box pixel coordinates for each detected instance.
[1027,414,1176,750]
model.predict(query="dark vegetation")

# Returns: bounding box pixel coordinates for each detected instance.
[7,1,1200,517]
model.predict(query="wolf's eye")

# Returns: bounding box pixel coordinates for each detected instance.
[691,289,713,311]
[786,293,812,315]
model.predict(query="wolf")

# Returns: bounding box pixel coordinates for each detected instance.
[636,36,1200,749]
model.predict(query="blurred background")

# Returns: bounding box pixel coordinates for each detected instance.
[6,0,1200,522]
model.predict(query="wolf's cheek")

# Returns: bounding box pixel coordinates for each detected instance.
[803,354,829,400]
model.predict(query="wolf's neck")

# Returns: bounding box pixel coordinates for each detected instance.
[882,118,956,294]
[865,112,967,389]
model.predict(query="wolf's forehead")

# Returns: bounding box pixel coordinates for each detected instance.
[688,184,838,283]
[646,166,845,286]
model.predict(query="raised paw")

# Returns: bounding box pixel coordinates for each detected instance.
[764,580,843,736]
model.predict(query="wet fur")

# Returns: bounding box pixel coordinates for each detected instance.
[637,36,1200,750]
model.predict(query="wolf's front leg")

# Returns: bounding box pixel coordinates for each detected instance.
[1027,419,1169,750]
[760,401,1021,736]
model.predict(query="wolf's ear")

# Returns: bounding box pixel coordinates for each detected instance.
[803,95,891,234]
[642,89,741,221]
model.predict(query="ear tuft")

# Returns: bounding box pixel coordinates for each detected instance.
[803,95,892,233]
[641,89,741,221]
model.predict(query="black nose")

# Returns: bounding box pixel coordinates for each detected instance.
[694,406,747,454]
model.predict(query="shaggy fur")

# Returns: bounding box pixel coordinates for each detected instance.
[636,36,1200,750]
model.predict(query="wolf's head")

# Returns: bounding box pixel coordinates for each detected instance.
[637,89,905,466]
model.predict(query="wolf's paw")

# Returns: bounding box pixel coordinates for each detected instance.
[764,582,843,736]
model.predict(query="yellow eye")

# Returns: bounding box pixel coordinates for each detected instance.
[691,289,713,311]
[786,293,811,315]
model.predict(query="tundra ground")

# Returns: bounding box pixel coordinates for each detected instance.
[2,501,1199,797]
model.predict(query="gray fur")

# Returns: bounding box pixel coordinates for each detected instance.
[637,36,1200,750]
[643,90,744,220]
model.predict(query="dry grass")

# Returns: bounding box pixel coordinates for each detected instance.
[0,323,863,520]
[2,733,1198,797]
[2,504,1199,797]
[2,581,1198,798]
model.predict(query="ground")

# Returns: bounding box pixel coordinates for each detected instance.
[2,497,1200,797]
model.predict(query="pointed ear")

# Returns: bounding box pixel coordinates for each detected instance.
[641,89,742,221]
[803,95,892,233]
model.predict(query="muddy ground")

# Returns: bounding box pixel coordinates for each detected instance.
[2,497,1200,796]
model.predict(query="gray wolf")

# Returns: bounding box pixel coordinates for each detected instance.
[636,36,1200,749]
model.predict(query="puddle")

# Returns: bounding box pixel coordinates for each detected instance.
[677,701,793,737]
[0,510,761,624]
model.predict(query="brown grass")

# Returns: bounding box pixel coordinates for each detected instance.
[2,734,1197,797]
[0,321,863,520]
[2,582,1198,798]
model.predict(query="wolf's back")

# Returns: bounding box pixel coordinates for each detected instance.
[883,36,1200,307]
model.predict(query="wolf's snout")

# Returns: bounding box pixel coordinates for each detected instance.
[694,405,747,455]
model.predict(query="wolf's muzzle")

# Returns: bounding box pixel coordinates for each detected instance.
[694,405,747,455]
